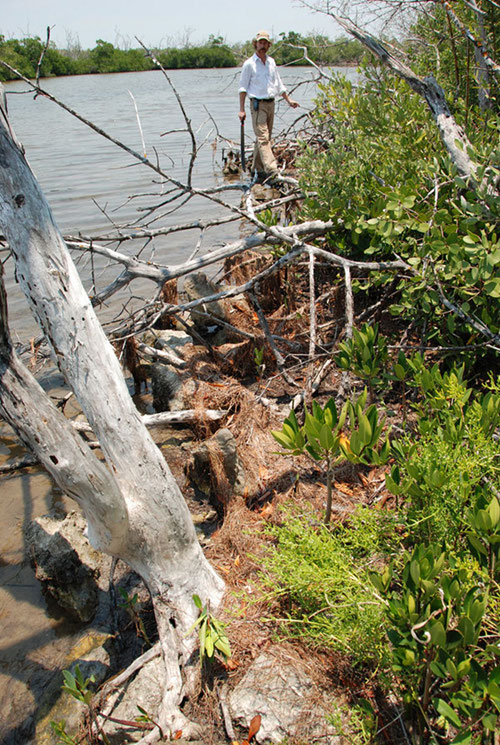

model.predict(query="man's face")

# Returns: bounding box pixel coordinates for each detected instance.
[255,39,271,56]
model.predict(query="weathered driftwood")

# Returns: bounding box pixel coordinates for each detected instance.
[0,410,228,473]
[0,274,128,553]
[136,340,186,367]
[67,218,336,305]
[0,85,224,738]
[308,247,317,360]
[73,409,228,435]
[344,264,354,342]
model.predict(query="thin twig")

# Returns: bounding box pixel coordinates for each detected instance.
[343,264,354,341]
[137,39,197,187]
[308,246,317,360]
[248,289,299,388]
[35,27,52,88]
[128,90,147,158]
[433,272,500,349]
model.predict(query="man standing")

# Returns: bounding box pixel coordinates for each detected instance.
[239,30,299,181]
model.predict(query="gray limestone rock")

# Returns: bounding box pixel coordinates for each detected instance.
[151,363,184,412]
[183,272,228,340]
[229,653,340,744]
[151,363,197,413]
[102,654,166,742]
[25,511,102,623]
[183,272,227,320]
[187,428,246,509]
[153,329,193,352]
[149,331,197,412]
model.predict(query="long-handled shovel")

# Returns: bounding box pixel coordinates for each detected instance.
[240,120,246,173]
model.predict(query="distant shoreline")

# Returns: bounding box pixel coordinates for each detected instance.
[0,34,363,82]
[2,61,359,85]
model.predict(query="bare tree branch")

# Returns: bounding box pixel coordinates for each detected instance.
[35,26,52,88]
[67,219,337,305]
[136,39,198,187]
[248,288,300,388]
[303,4,494,188]
[308,246,317,359]
[439,0,500,75]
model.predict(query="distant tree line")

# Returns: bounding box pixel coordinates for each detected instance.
[247,31,364,66]
[0,31,363,81]
[0,37,153,79]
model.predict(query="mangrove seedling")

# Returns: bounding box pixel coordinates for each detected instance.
[135,705,164,739]
[335,322,388,403]
[49,720,77,745]
[60,664,110,744]
[118,587,152,646]
[272,390,390,524]
[188,594,231,666]
[254,346,265,378]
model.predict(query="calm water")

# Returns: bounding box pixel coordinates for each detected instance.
[0,66,357,743]
[3,66,359,339]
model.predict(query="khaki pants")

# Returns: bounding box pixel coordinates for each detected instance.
[250,99,278,175]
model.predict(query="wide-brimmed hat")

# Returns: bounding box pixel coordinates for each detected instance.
[254,30,272,44]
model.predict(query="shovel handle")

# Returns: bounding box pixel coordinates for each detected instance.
[240,120,246,172]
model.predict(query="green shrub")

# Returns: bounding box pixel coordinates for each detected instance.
[272,389,390,523]
[298,65,499,358]
[157,44,236,69]
[371,542,499,743]
[335,322,389,401]
[387,367,500,547]
[260,507,395,666]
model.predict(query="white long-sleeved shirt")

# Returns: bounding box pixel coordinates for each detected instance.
[238,53,287,99]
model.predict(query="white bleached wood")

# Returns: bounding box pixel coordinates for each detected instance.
[66,218,337,304]
[0,84,224,735]
[0,272,128,553]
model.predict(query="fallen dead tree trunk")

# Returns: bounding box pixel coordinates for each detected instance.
[0,409,228,473]
[0,410,228,472]
[0,84,224,740]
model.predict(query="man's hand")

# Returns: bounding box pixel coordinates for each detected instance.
[239,110,246,123]
[282,92,299,109]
